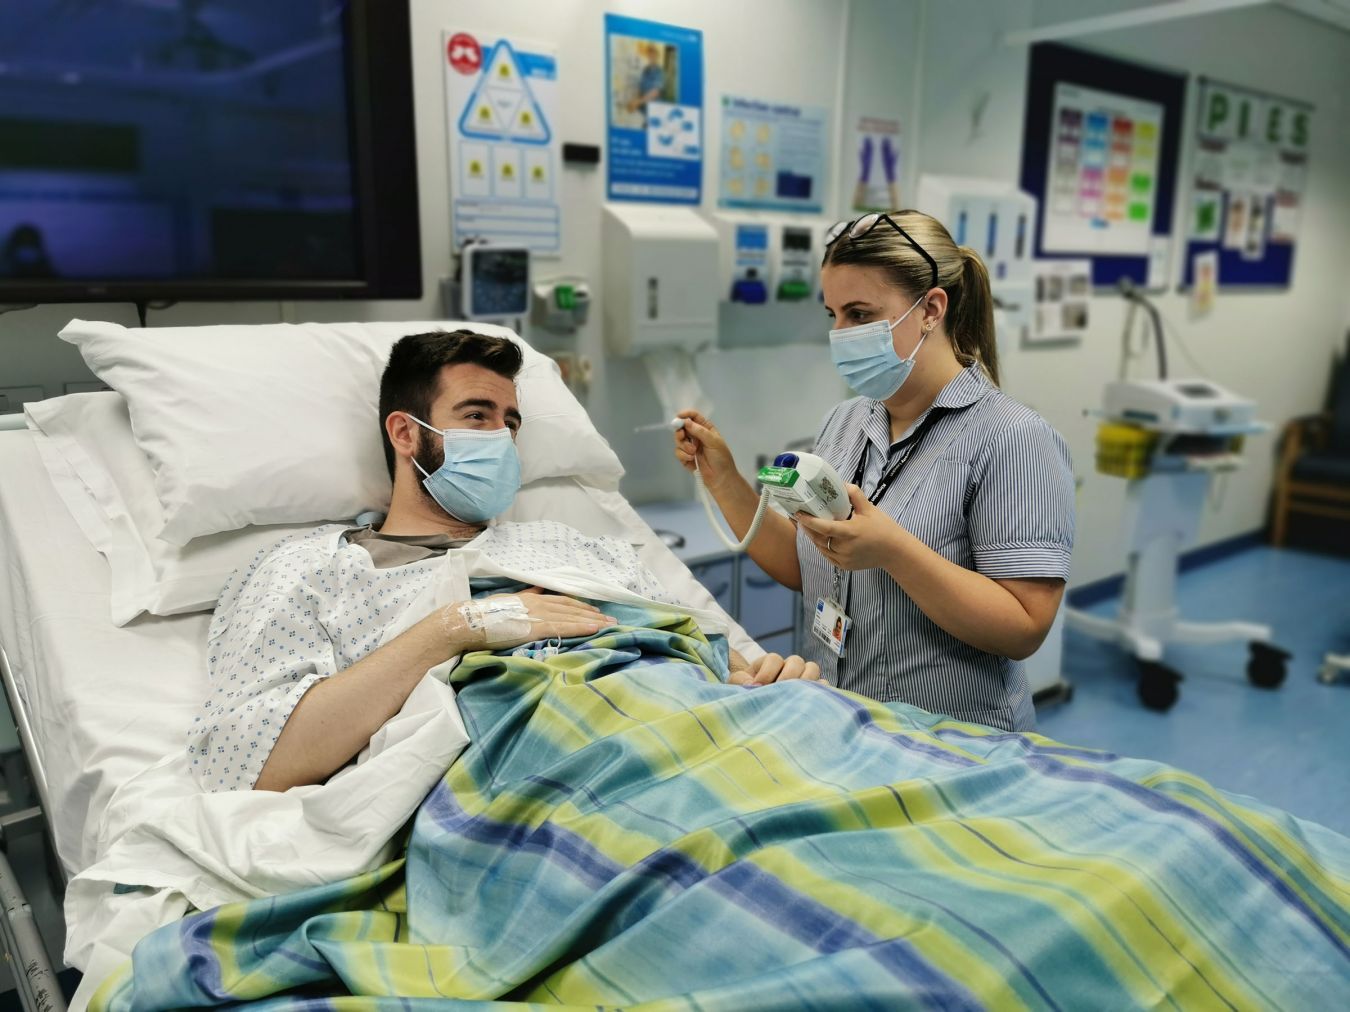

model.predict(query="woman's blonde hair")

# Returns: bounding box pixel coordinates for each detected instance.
[822,209,1000,385]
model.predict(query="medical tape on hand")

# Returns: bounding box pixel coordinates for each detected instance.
[448,595,533,648]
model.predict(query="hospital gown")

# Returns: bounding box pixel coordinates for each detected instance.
[187,521,676,792]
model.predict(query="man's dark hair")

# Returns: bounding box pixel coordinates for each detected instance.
[378,330,524,478]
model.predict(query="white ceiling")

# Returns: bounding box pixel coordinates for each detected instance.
[1017,0,1350,47]
[1274,0,1350,32]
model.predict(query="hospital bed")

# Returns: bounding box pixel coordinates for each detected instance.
[2,321,1348,1009]
[0,319,756,1008]
[0,428,205,1007]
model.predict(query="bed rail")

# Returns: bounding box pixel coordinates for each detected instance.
[0,641,68,1010]
[0,845,64,1012]
[0,644,61,884]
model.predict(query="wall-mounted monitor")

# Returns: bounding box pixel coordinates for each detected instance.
[0,0,421,303]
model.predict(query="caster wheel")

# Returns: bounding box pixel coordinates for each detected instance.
[1137,660,1182,711]
[1247,642,1290,689]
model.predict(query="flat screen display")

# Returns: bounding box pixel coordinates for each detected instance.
[0,0,419,300]
[468,248,529,317]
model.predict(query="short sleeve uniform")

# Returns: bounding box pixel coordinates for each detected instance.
[797,365,1075,732]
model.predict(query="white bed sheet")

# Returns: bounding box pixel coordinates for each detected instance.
[0,430,208,877]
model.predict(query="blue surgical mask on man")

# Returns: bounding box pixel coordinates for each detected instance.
[828,294,928,401]
[406,414,521,523]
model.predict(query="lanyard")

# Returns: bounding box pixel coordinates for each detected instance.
[851,408,945,506]
[830,408,944,608]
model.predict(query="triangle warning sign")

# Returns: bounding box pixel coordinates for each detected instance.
[484,43,523,92]
[458,39,551,145]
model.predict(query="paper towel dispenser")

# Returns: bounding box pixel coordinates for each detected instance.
[602,204,719,356]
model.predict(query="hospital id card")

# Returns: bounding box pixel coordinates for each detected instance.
[812,597,851,657]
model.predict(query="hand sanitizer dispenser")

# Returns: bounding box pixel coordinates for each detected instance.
[775,224,816,301]
[707,213,772,304]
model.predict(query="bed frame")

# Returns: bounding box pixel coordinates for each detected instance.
[0,640,69,1011]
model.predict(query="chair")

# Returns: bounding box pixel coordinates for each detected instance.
[1271,335,1350,549]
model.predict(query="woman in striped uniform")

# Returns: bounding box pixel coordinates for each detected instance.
[674,210,1074,732]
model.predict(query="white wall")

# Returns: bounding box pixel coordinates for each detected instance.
[4,0,1349,585]
[920,0,1350,584]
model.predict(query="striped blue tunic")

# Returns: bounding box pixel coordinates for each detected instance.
[797,365,1074,731]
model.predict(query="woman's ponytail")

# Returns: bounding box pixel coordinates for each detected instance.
[948,246,1000,386]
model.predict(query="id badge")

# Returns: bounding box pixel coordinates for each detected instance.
[811,597,851,657]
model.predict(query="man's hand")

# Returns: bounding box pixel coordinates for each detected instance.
[729,647,752,682]
[445,589,611,653]
[731,651,822,687]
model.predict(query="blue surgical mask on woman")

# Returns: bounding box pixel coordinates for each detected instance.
[829,294,928,401]
[406,414,521,523]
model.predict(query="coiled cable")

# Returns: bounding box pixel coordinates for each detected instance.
[694,459,772,554]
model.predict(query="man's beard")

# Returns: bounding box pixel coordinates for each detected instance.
[412,431,448,512]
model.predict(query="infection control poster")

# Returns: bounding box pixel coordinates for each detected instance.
[604,14,704,204]
[444,30,561,254]
[718,95,827,214]
[1041,83,1164,257]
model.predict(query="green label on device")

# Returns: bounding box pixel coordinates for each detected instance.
[757,466,800,488]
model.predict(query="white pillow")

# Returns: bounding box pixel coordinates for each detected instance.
[25,391,757,658]
[25,393,317,626]
[59,319,623,545]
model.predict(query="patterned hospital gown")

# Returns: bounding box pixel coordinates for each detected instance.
[187,521,675,792]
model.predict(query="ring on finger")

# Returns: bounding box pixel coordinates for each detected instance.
[826,537,832,552]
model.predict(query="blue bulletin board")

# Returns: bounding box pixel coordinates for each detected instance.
[1180,77,1311,290]
[1019,43,1187,290]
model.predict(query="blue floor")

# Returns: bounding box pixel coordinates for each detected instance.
[1038,545,1350,836]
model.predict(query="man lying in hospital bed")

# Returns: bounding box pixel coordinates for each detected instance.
[5,319,1346,1009]
[188,328,818,797]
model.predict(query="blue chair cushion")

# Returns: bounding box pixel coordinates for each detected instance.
[1292,452,1350,485]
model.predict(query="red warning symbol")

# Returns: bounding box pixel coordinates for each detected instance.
[447,33,482,75]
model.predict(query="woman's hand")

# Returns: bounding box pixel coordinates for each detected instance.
[443,589,611,652]
[795,485,905,572]
[673,410,739,493]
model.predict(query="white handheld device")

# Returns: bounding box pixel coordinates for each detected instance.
[756,452,852,521]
